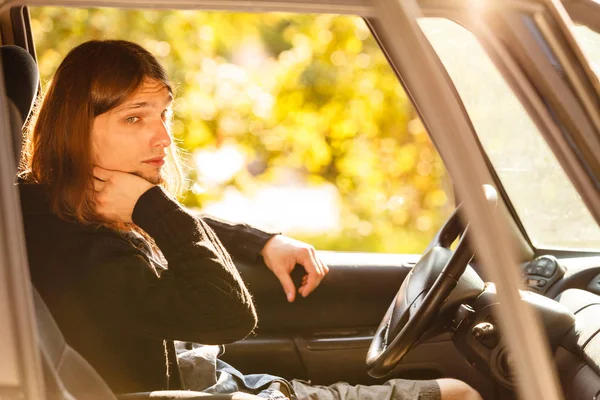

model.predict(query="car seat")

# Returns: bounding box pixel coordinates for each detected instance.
[0,44,262,400]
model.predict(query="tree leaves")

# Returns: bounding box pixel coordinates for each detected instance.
[30,8,452,253]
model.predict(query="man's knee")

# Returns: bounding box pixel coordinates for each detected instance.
[437,378,483,400]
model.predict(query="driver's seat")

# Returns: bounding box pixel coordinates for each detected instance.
[1,44,261,400]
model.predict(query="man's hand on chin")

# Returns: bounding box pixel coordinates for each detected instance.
[260,235,329,302]
[92,166,155,223]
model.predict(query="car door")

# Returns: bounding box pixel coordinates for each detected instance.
[9,3,502,395]
[4,0,600,399]
[5,0,559,396]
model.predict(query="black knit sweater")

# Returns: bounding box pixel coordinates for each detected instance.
[18,183,274,394]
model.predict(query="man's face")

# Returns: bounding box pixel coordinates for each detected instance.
[92,78,173,184]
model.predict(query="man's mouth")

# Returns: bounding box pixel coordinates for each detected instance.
[143,157,166,167]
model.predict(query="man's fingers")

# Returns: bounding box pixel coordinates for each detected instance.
[298,249,325,298]
[261,237,329,301]
[299,273,320,298]
[274,270,297,303]
[309,250,328,279]
[319,258,330,274]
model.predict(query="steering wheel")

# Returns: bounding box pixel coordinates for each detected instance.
[366,203,475,378]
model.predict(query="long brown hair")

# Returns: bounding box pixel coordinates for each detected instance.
[20,40,184,228]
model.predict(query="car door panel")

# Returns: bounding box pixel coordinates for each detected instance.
[223,330,496,398]
[228,251,496,398]
[224,253,418,384]
[235,252,417,332]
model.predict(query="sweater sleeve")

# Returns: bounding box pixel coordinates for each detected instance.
[200,215,277,263]
[83,186,257,344]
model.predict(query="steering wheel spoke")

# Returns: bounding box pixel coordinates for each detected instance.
[367,202,482,378]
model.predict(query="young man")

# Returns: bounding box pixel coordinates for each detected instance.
[18,40,481,400]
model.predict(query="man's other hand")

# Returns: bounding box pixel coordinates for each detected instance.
[92,166,154,223]
[260,235,329,302]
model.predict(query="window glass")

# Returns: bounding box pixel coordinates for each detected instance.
[30,8,454,253]
[420,18,600,250]
[572,24,600,79]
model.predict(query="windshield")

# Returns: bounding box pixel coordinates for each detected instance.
[572,24,600,79]
[420,18,600,251]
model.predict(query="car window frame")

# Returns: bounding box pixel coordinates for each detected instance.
[367,13,540,261]
[500,3,600,222]
[415,1,600,255]
[6,2,585,259]
[1,0,598,399]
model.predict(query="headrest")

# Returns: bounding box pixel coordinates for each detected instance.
[0,45,39,123]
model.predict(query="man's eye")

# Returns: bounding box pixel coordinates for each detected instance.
[161,109,173,121]
[125,116,140,124]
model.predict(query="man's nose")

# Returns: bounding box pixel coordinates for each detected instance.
[152,121,172,148]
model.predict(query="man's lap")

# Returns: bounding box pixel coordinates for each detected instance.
[290,378,441,400]
[175,342,441,400]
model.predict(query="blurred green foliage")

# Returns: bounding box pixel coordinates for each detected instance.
[29,7,452,253]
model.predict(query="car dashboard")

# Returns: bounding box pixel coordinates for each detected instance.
[521,255,600,298]
[520,255,600,399]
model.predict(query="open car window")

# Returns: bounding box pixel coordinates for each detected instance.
[419,18,600,251]
[30,8,455,255]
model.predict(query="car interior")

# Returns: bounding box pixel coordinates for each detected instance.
[1,1,600,399]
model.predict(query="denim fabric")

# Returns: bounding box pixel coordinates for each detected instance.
[176,342,291,400]
[175,342,441,400]
[290,379,441,400]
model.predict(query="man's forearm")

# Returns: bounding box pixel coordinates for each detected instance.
[201,215,277,262]
[129,186,258,342]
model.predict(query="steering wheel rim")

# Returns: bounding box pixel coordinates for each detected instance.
[366,204,474,378]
